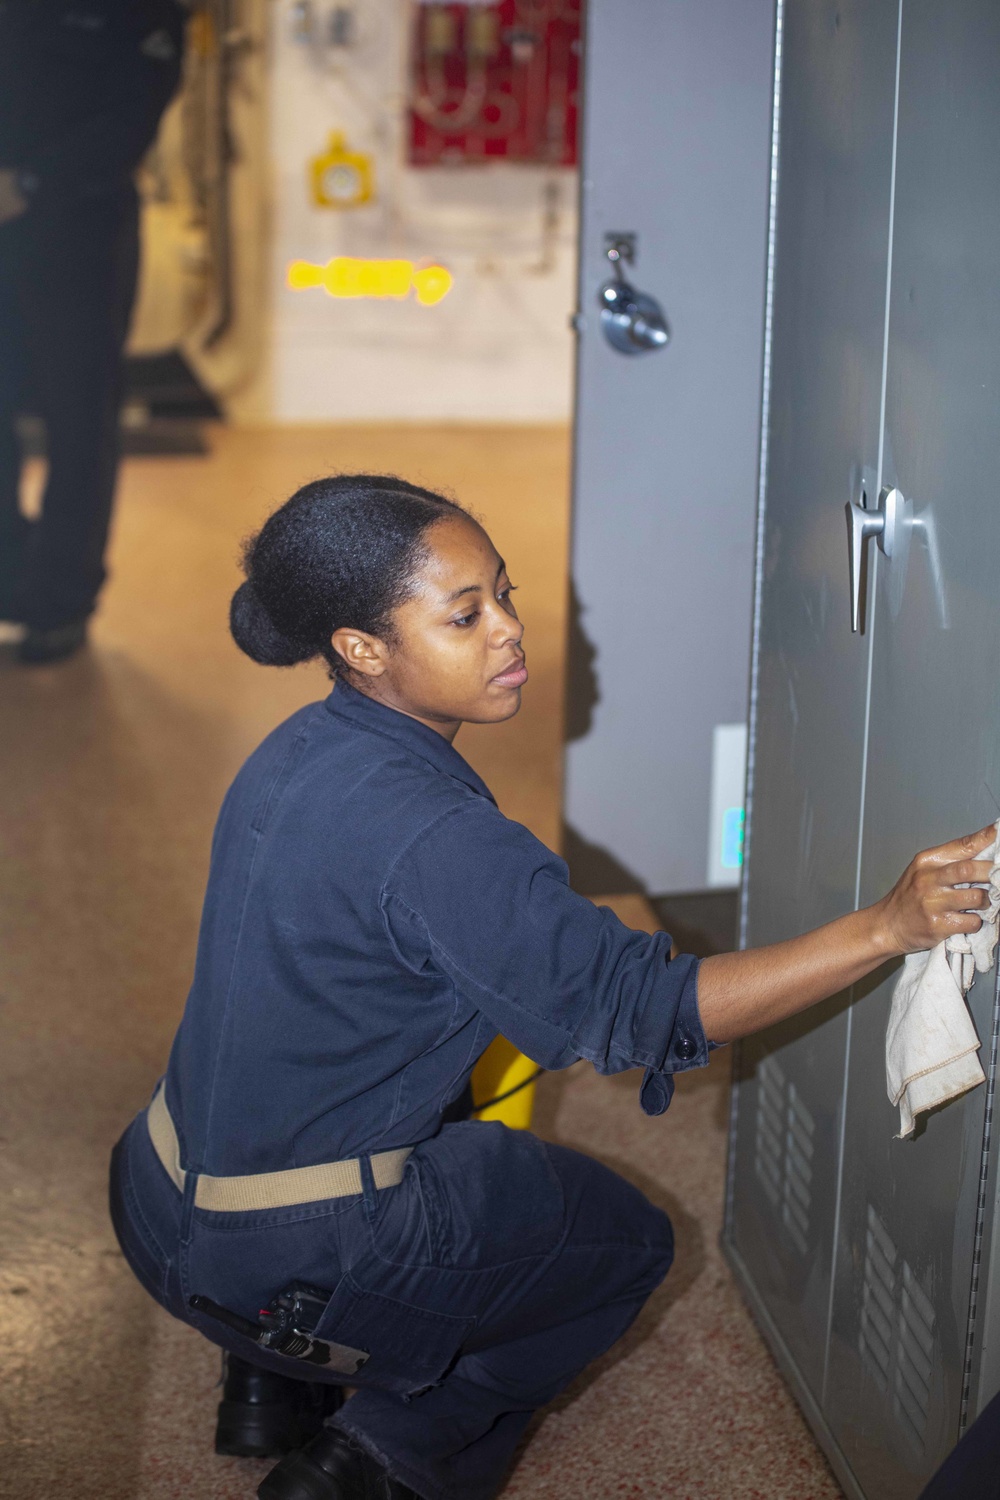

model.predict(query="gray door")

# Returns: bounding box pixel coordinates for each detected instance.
[823,3,1000,1493]
[727,0,901,1407]
[565,0,773,897]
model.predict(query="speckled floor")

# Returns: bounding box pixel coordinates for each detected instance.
[0,427,840,1500]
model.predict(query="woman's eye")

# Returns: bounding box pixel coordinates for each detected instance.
[452,611,479,628]
[498,584,518,603]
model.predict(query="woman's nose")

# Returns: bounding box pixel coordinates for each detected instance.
[489,607,523,647]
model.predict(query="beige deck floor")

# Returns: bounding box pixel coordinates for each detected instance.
[0,425,840,1499]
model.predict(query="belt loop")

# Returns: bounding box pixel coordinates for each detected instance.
[180,1164,198,1246]
[360,1154,379,1217]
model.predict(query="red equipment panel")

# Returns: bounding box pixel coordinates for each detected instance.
[408,1,582,167]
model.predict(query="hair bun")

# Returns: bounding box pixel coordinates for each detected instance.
[229,580,314,667]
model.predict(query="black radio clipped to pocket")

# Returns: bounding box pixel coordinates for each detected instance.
[189,1281,370,1373]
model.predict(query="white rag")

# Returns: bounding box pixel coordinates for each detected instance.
[886,818,1000,1138]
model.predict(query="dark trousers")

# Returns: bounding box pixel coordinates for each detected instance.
[110,1106,674,1500]
[0,189,139,628]
[919,1387,1000,1500]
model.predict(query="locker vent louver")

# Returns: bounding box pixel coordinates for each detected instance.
[859,1205,936,1448]
[754,1055,784,1206]
[753,1055,814,1254]
[860,1205,897,1391]
[783,1083,814,1253]
[895,1263,935,1445]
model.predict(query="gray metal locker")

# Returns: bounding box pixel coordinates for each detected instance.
[724,0,900,1411]
[566,0,774,897]
[725,3,1000,1497]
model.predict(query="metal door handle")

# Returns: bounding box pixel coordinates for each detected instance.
[597,236,670,355]
[845,485,901,631]
[598,278,670,353]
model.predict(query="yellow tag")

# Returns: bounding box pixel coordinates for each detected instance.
[309,132,374,210]
[287,258,453,306]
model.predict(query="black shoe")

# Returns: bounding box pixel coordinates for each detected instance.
[257,1425,419,1500]
[17,620,88,665]
[215,1353,345,1459]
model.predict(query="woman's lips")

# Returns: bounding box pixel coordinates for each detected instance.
[491,660,528,688]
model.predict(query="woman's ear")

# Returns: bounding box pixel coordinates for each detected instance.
[330,627,388,677]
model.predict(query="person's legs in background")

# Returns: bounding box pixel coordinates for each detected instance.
[0,216,33,621]
[14,189,140,663]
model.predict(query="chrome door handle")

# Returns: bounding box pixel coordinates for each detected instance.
[598,278,670,354]
[845,495,884,633]
[597,236,670,355]
[845,485,901,631]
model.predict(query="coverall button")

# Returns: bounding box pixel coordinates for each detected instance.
[674,1033,698,1062]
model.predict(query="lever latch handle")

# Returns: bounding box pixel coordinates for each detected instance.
[845,485,901,632]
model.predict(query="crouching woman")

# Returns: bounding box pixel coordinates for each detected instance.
[109,474,994,1500]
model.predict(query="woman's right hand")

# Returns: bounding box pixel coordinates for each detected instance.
[698,823,997,1045]
[871,825,996,958]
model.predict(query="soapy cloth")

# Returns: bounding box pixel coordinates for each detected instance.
[886,818,1000,1138]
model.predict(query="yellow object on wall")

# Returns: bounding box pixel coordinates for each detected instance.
[471,1037,540,1130]
[310,132,374,209]
[287,257,454,307]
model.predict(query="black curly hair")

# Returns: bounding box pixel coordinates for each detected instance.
[230,473,468,678]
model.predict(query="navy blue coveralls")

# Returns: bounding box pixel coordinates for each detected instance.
[110,682,710,1500]
[0,0,183,629]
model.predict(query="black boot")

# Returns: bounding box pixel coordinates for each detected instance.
[215,1353,344,1459]
[257,1425,419,1500]
[17,619,88,665]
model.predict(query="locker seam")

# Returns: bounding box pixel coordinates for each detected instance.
[856,0,905,917]
[821,0,905,1414]
[737,0,783,956]
[960,962,1000,1430]
[726,0,784,1239]
[562,0,593,811]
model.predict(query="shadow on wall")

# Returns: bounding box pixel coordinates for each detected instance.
[561,575,632,891]
[561,578,737,958]
[562,578,600,747]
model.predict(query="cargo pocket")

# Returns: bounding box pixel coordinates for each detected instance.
[312,1273,475,1397]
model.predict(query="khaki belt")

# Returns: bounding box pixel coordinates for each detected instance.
[146,1085,413,1213]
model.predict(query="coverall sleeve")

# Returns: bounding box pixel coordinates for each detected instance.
[20,2,184,202]
[382,799,710,1116]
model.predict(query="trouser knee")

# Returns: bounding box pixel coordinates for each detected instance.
[644,1204,675,1289]
[656,1202,675,1261]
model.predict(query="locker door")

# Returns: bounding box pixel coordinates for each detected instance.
[725,0,900,1407]
[824,3,1000,1494]
[566,0,773,895]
